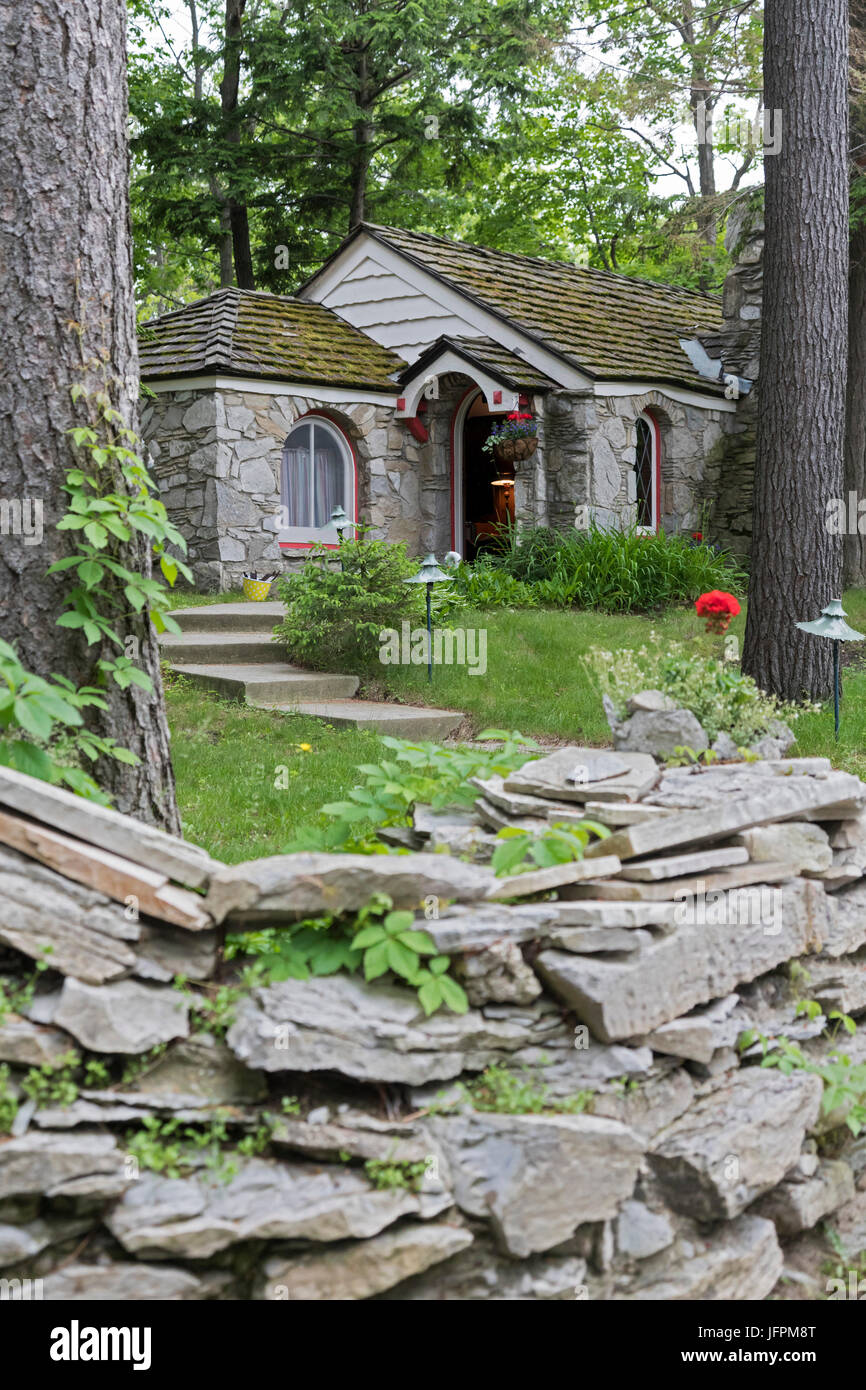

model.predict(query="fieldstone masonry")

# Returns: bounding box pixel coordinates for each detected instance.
[141,387,420,590]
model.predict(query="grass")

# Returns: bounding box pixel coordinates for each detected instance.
[165,588,866,860]
[165,670,385,862]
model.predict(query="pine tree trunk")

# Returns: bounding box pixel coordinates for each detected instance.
[0,0,180,832]
[845,216,866,585]
[220,0,255,289]
[844,0,866,585]
[741,0,848,702]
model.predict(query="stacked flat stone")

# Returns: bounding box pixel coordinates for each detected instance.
[2,743,866,1301]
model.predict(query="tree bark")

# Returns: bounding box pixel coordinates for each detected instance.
[844,0,866,585]
[845,217,866,584]
[220,0,255,288]
[0,0,180,831]
[741,0,849,702]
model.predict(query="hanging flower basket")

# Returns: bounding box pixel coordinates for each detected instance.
[483,412,537,464]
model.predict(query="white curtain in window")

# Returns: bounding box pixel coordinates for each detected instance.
[281,420,348,529]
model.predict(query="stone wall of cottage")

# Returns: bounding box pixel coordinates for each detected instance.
[141,386,423,590]
[591,392,726,537]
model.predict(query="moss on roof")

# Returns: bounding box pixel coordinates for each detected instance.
[138,288,404,391]
[356,224,725,392]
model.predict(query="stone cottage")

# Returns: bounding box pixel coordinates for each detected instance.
[139,221,759,590]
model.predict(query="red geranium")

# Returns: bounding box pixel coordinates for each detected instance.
[696,590,741,635]
[691,531,703,542]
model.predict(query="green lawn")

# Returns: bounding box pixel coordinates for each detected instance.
[166,591,866,862]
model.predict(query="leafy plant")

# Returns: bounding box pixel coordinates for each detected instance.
[21,1052,81,1109]
[273,530,429,672]
[584,635,806,746]
[444,558,538,611]
[0,1065,18,1134]
[233,893,468,1016]
[364,1154,434,1191]
[483,522,745,612]
[452,1063,592,1115]
[125,1110,274,1183]
[741,1005,866,1136]
[491,817,611,877]
[291,729,539,852]
[0,381,191,799]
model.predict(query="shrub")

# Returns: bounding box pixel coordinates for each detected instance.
[486,523,745,612]
[583,637,805,745]
[273,534,427,672]
[444,557,537,611]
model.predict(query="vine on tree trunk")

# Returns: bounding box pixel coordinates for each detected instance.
[0,382,191,802]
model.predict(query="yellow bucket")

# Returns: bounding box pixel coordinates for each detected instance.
[242,576,274,602]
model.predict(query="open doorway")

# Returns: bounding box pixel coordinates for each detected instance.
[455,392,516,561]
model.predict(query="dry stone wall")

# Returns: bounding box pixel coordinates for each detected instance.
[1,744,866,1301]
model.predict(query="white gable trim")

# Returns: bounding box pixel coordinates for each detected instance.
[396,351,524,417]
[592,380,738,414]
[144,375,398,406]
[300,232,591,391]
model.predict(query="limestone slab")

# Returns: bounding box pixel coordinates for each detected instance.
[0,765,219,888]
[586,774,866,861]
[619,846,748,882]
[257,1222,473,1300]
[486,854,621,901]
[534,879,829,1041]
[565,860,798,901]
[648,1069,823,1221]
[504,747,659,804]
[429,1110,643,1257]
[205,851,496,924]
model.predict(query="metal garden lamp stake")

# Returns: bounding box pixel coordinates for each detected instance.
[329,505,354,572]
[404,553,453,683]
[795,598,864,740]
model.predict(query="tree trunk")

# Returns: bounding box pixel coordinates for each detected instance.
[742,0,849,702]
[844,0,866,585]
[348,53,372,229]
[220,0,255,289]
[845,216,866,584]
[0,0,180,831]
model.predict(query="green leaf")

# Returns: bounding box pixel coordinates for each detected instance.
[353,925,386,949]
[363,941,390,981]
[397,929,437,954]
[13,697,53,740]
[386,938,419,980]
[77,559,104,588]
[83,521,108,548]
[418,979,444,1016]
[438,976,469,1015]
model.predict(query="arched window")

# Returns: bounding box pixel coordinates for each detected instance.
[279,415,355,545]
[634,413,660,531]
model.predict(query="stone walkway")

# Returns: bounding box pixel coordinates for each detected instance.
[160,602,464,738]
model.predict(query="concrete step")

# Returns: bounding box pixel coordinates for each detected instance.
[171,662,359,704]
[288,699,464,738]
[160,631,282,664]
[169,602,284,633]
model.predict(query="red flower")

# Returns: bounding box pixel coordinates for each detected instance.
[696,591,740,618]
[691,531,703,541]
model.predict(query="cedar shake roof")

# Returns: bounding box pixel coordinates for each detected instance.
[310,223,726,394]
[138,288,405,391]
